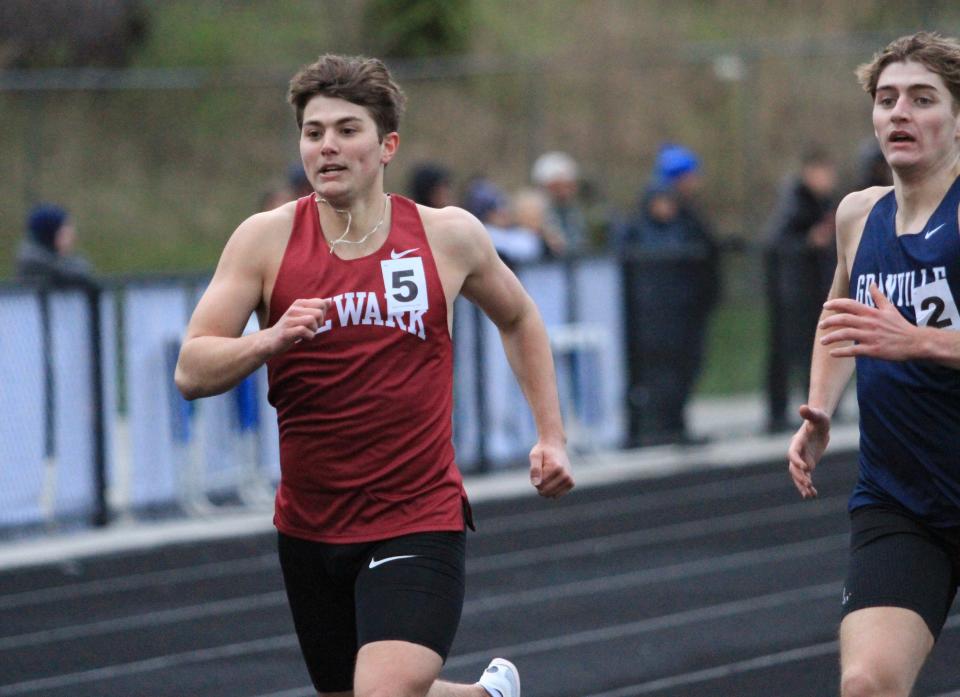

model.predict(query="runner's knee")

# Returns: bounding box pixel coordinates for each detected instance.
[355,679,431,697]
[841,663,909,697]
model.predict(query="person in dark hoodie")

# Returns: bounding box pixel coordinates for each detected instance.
[619,181,716,446]
[763,148,838,432]
[15,203,95,288]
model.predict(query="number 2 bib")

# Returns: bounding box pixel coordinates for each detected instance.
[912,278,960,331]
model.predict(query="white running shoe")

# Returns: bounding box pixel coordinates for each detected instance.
[478,657,520,697]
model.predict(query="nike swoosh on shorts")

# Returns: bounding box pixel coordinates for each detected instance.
[368,554,419,569]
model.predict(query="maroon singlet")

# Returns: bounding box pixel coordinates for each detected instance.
[267,194,468,543]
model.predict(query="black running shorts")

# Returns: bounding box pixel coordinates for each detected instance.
[277,529,466,693]
[842,503,960,639]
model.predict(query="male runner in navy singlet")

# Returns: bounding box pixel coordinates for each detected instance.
[788,32,960,697]
[175,55,573,697]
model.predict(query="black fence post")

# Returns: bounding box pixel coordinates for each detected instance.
[87,286,109,527]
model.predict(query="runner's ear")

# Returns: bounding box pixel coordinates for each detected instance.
[380,132,399,166]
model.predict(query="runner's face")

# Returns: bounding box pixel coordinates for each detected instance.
[872,60,960,174]
[299,95,397,202]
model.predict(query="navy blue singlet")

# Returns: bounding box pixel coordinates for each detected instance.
[848,176,960,526]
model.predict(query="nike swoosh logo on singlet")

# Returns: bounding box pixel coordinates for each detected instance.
[925,223,946,240]
[391,248,420,259]
[368,554,419,569]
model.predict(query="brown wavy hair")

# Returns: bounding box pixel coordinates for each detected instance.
[856,32,960,112]
[288,54,407,140]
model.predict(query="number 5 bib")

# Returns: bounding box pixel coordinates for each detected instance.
[382,253,429,315]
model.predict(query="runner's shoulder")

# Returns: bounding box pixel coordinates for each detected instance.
[836,186,891,240]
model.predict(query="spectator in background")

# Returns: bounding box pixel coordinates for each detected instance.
[532,151,588,256]
[763,147,838,432]
[651,143,723,314]
[261,161,322,211]
[618,181,716,446]
[854,138,893,190]
[653,143,722,286]
[15,203,95,288]
[512,187,567,257]
[287,160,315,199]
[463,178,544,267]
[576,178,614,251]
[409,162,454,208]
[260,184,294,211]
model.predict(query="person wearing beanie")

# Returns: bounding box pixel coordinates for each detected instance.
[617,178,718,446]
[652,143,718,262]
[654,144,700,185]
[15,203,95,288]
[653,144,713,234]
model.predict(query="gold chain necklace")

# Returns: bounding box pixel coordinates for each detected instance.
[316,194,389,254]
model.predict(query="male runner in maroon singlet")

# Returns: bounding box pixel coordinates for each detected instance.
[175,55,573,697]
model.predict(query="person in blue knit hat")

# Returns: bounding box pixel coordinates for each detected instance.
[15,203,95,287]
[654,143,700,185]
[652,143,719,302]
[617,145,720,446]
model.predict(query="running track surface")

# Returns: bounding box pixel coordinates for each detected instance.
[1,452,958,697]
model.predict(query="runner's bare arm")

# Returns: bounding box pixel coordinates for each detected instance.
[175,212,331,400]
[451,212,574,498]
[788,190,876,498]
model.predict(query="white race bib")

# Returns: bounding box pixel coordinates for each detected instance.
[912,278,960,330]
[381,257,429,315]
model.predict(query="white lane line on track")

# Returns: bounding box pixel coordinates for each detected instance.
[466,534,846,614]
[246,608,960,697]
[446,582,841,668]
[469,495,848,573]
[579,614,960,697]
[0,510,278,573]
[0,554,277,610]
[245,609,960,697]
[0,634,300,697]
[0,435,857,574]
[0,579,840,697]
[0,591,287,651]
[246,689,314,697]
[0,491,845,608]
[0,533,847,651]
[582,640,840,696]
[476,470,797,535]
